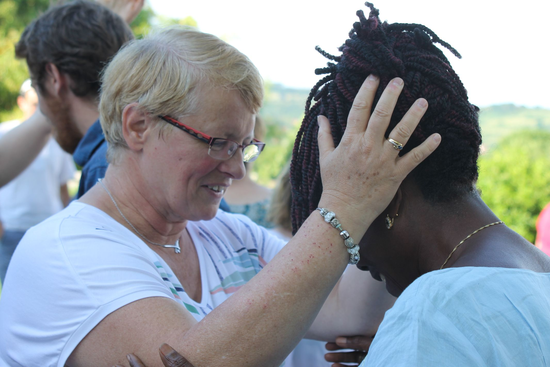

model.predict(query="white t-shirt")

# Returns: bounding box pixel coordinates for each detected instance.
[0,120,75,231]
[0,202,286,366]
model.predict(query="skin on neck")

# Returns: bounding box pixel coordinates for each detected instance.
[82,162,189,249]
[68,94,100,136]
[367,178,500,294]
[373,177,550,296]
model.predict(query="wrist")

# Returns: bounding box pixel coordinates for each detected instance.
[317,193,377,242]
[315,208,361,264]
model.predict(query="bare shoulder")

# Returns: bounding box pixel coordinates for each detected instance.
[459,227,550,272]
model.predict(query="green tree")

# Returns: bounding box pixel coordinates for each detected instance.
[252,83,308,186]
[251,116,298,187]
[477,130,550,243]
[0,0,51,119]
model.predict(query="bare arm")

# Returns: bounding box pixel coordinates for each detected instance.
[306,266,396,341]
[0,110,51,188]
[60,183,71,207]
[69,77,440,367]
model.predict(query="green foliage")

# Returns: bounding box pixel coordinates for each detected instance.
[156,14,198,28]
[129,5,155,39]
[251,83,307,186]
[478,130,550,243]
[251,117,298,187]
[0,0,51,35]
[0,29,28,112]
[0,0,50,113]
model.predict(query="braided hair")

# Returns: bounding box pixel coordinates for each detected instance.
[290,2,481,234]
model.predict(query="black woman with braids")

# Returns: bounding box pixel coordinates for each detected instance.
[291,2,550,366]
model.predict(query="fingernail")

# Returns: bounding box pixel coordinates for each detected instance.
[367,74,379,81]
[159,343,176,357]
[433,133,441,143]
[127,354,137,363]
[336,337,347,345]
[417,98,428,108]
[393,78,404,86]
[317,115,321,127]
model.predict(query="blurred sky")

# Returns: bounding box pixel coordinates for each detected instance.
[150,0,550,109]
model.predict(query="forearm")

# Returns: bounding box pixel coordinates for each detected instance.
[306,266,396,341]
[0,110,51,187]
[178,209,366,366]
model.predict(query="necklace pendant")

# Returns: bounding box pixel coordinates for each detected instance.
[173,239,181,254]
[99,179,183,255]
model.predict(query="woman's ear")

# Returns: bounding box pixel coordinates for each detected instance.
[121,103,152,152]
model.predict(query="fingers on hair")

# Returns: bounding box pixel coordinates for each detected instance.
[290,2,481,233]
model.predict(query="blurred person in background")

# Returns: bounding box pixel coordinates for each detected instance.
[0,0,139,196]
[0,80,75,284]
[0,96,51,189]
[267,162,292,240]
[224,116,274,224]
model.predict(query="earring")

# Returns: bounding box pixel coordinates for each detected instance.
[385,213,398,230]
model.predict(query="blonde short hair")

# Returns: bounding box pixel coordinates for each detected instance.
[99,26,264,163]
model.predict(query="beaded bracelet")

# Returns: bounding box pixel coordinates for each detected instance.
[316,208,360,265]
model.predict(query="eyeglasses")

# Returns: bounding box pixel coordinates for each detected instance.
[159,115,266,163]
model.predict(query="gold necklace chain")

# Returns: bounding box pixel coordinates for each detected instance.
[440,221,504,270]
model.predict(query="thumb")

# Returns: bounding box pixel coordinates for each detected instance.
[317,115,335,163]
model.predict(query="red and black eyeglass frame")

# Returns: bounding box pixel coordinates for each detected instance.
[158,115,266,162]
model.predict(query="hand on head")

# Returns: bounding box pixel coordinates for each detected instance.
[316,75,441,238]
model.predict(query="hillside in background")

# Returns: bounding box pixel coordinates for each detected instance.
[479,104,550,150]
[260,84,550,153]
[260,83,310,129]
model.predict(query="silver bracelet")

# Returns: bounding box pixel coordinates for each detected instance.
[316,208,360,265]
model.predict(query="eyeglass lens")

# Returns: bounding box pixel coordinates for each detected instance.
[208,139,260,163]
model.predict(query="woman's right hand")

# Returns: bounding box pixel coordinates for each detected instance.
[317,75,440,238]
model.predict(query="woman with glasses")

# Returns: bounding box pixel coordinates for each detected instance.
[0,26,439,366]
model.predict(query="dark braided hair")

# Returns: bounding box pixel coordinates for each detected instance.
[290,2,481,234]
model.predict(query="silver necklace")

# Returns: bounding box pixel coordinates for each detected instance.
[98,178,181,254]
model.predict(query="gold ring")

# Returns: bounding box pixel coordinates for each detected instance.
[388,138,404,151]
